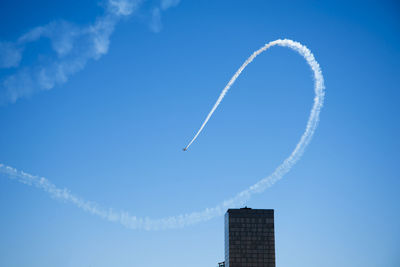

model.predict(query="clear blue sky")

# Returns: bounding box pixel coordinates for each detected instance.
[0,0,399,266]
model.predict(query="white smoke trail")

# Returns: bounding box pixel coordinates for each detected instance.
[184,39,324,151]
[0,0,140,104]
[0,39,325,230]
[0,0,181,104]
[150,0,181,32]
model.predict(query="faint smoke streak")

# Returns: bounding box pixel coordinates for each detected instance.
[0,0,179,104]
[150,0,181,32]
[0,39,325,230]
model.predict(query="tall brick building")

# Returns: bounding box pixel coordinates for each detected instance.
[224,208,275,267]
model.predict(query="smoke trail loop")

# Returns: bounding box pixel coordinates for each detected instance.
[0,39,325,230]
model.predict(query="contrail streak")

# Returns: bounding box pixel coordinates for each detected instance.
[0,39,325,230]
[184,39,324,151]
[0,0,181,104]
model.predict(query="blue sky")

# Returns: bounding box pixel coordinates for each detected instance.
[0,0,399,266]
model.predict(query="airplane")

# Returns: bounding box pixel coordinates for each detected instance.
[183,148,187,151]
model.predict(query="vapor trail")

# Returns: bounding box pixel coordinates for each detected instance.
[0,39,325,230]
[0,0,181,104]
[184,39,324,151]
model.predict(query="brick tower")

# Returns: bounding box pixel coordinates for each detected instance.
[225,207,275,267]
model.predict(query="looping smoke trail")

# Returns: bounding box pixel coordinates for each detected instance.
[0,39,325,230]
[184,39,324,151]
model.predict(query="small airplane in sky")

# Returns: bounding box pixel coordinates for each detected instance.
[182,148,187,151]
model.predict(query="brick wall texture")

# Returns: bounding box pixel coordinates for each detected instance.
[225,208,275,267]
